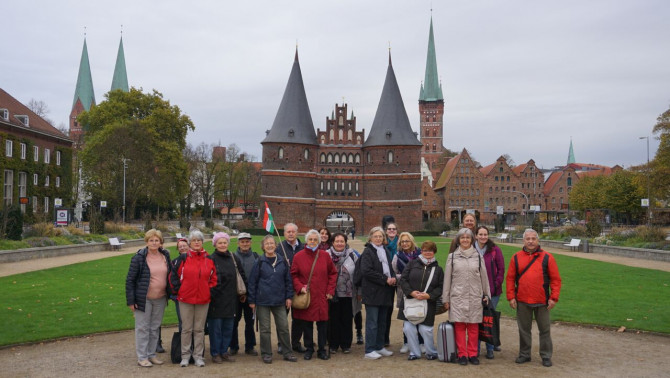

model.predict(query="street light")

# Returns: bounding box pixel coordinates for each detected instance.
[502,189,529,226]
[639,136,650,226]
[122,158,130,223]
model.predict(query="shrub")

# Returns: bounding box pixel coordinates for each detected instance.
[423,220,448,234]
[179,218,191,230]
[494,217,505,233]
[65,225,86,236]
[24,222,55,238]
[531,217,544,235]
[89,207,105,234]
[634,226,666,242]
[233,219,255,230]
[586,217,602,237]
[3,205,23,240]
[564,225,587,237]
[25,237,58,248]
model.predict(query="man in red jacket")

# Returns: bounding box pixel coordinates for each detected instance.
[506,229,561,368]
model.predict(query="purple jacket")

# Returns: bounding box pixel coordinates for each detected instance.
[483,245,505,297]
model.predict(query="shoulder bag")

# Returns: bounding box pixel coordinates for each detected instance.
[403,265,436,325]
[230,254,247,296]
[292,251,319,310]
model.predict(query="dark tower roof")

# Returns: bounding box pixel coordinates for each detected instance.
[262,50,317,145]
[364,54,421,147]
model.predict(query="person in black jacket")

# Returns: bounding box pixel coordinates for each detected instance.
[398,241,444,361]
[248,235,297,364]
[125,229,172,367]
[360,226,397,360]
[207,232,246,364]
[279,222,306,353]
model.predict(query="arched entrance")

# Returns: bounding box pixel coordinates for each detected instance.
[325,210,355,235]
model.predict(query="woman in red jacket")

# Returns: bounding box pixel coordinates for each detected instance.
[170,230,217,368]
[290,229,337,361]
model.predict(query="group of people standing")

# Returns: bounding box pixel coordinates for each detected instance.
[125,214,561,368]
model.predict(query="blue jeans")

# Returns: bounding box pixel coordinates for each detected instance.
[208,317,235,357]
[479,295,500,352]
[365,305,390,353]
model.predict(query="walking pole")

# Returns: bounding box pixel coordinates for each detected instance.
[273,220,291,266]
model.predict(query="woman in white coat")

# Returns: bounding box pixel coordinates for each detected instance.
[442,228,490,366]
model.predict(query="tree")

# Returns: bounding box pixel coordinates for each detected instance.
[185,142,224,219]
[217,144,245,224]
[604,171,645,223]
[78,88,194,220]
[569,176,606,212]
[651,105,670,204]
[239,158,261,216]
[501,153,516,168]
[27,99,55,126]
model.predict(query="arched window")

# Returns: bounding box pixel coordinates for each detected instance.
[387,151,394,163]
[432,144,436,151]
[338,116,344,126]
[425,144,429,152]
[432,129,437,137]
[348,153,354,164]
[320,135,326,144]
[334,181,338,191]
[341,153,347,164]
[278,147,284,159]
[329,129,334,141]
[338,129,343,141]
[356,135,362,144]
[355,154,360,164]
[320,153,326,163]
[304,149,309,159]
[335,169,339,174]
[327,153,333,163]
[348,129,352,141]
[334,154,340,164]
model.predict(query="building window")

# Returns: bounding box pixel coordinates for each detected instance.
[278,147,284,159]
[3,170,13,205]
[387,151,394,163]
[45,175,50,187]
[33,173,38,185]
[44,148,50,164]
[304,149,309,160]
[33,146,39,161]
[44,197,49,213]
[56,176,60,188]
[18,172,26,212]
[5,140,12,157]
[32,196,38,213]
[334,154,340,164]
[56,151,62,165]
[20,143,26,159]
[559,187,563,193]
[320,153,326,163]
[367,152,371,163]
[567,177,572,186]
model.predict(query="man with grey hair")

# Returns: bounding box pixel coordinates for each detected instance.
[230,233,259,356]
[506,228,562,368]
[279,223,306,353]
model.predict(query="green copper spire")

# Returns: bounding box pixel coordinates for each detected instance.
[111,36,129,92]
[419,17,442,101]
[72,38,96,111]
[567,138,576,164]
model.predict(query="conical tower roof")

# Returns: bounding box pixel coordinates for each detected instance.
[262,50,317,145]
[567,138,576,164]
[419,17,443,102]
[72,38,96,111]
[364,54,421,147]
[111,36,129,92]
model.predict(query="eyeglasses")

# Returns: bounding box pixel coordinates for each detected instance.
[386,228,397,231]
[400,240,411,243]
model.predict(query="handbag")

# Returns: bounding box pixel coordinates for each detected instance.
[230,253,247,296]
[403,266,436,325]
[292,251,319,310]
[478,300,501,346]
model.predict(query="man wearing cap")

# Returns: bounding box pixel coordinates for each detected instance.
[230,232,259,356]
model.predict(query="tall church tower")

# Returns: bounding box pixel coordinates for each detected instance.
[419,16,445,180]
[111,36,129,92]
[69,38,96,150]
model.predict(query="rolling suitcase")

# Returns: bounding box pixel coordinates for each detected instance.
[437,322,457,362]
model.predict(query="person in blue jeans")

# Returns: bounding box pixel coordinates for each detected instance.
[474,226,505,359]
[208,232,246,363]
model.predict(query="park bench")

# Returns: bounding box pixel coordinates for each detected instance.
[497,233,509,242]
[109,237,125,251]
[564,238,581,251]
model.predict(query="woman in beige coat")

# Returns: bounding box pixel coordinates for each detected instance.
[442,228,491,366]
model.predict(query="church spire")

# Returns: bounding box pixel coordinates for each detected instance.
[419,16,442,102]
[72,38,96,111]
[111,35,129,92]
[567,138,576,164]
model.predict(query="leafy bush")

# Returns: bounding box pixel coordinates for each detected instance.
[423,220,448,234]
[233,219,254,230]
[531,217,544,235]
[24,223,55,238]
[1,205,23,240]
[586,217,602,237]
[25,237,58,248]
[494,217,505,233]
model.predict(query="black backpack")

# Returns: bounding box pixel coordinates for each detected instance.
[353,250,364,287]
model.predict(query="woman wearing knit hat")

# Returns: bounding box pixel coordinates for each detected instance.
[207,232,247,364]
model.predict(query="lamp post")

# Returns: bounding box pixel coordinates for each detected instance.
[122,158,130,223]
[639,136,650,226]
[502,189,529,226]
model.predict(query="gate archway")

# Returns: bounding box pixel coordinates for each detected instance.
[325,211,355,235]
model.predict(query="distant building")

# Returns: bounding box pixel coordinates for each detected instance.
[0,88,73,216]
[260,51,422,234]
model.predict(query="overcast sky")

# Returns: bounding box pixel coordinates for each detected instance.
[2,0,667,170]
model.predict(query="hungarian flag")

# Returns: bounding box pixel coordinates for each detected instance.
[263,202,275,233]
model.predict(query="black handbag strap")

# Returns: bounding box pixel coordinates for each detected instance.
[514,253,541,297]
[305,251,319,291]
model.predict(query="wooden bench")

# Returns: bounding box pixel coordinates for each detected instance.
[564,238,581,251]
[497,233,509,242]
[109,237,125,251]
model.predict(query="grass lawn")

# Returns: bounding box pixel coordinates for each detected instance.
[0,236,668,346]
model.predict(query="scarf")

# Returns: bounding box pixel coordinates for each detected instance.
[396,248,419,274]
[418,254,435,265]
[373,243,391,277]
[307,245,318,252]
[330,248,346,263]
[474,241,487,257]
[387,236,398,258]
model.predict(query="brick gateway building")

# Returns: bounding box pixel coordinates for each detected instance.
[261,52,422,235]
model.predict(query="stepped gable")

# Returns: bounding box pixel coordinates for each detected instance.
[262,49,317,145]
[364,54,421,147]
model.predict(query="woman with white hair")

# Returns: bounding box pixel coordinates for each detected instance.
[442,228,491,366]
[290,229,337,361]
[170,230,217,368]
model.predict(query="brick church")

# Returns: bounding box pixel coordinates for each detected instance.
[260,48,424,235]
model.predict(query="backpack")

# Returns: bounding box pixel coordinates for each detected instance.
[353,250,364,287]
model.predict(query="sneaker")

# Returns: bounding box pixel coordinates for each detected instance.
[493,345,502,352]
[342,348,351,354]
[364,351,382,360]
[420,344,426,354]
[329,348,337,354]
[137,359,152,367]
[262,355,272,364]
[283,354,298,362]
[408,354,419,361]
[194,359,205,367]
[515,356,532,364]
[399,344,409,354]
[486,350,494,360]
[180,359,189,367]
[211,355,223,364]
[458,356,468,365]
[376,348,393,357]
[148,357,164,365]
[425,354,438,360]
[356,335,364,345]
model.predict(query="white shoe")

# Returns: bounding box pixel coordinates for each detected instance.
[399,344,409,354]
[364,351,382,359]
[376,348,393,357]
[195,359,205,367]
[420,344,426,354]
[180,359,189,367]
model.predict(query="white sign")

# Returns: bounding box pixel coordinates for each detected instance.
[496,206,504,215]
[530,205,541,212]
[54,198,62,206]
[641,199,649,207]
[466,209,475,214]
[100,201,107,208]
[56,209,68,226]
